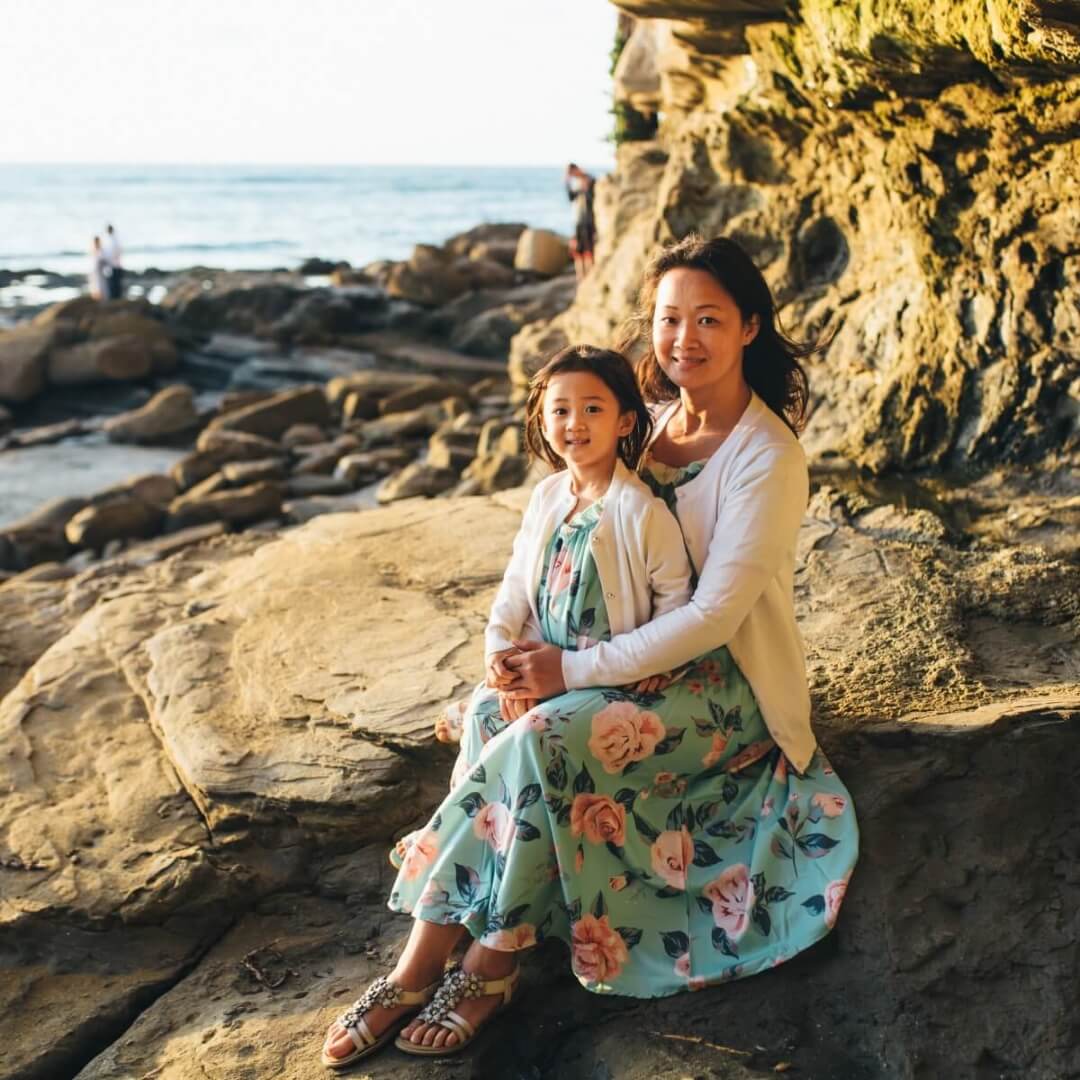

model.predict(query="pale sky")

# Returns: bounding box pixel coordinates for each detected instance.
[3,0,619,166]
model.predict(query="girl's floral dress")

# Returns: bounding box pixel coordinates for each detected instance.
[389,470,858,998]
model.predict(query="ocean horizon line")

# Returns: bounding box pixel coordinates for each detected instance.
[0,160,613,171]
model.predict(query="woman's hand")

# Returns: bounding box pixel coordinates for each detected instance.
[631,672,672,694]
[499,693,539,723]
[630,666,687,694]
[485,648,519,690]
[501,640,568,700]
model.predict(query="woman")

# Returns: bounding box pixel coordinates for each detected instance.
[321,235,858,1066]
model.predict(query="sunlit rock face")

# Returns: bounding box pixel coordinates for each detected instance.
[517,1,1080,472]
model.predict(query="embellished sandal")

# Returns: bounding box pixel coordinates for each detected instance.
[321,973,439,1069]
[394,962,520,1057]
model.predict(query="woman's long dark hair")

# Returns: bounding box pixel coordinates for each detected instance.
[618,235,814,435]
[524,345,653,471]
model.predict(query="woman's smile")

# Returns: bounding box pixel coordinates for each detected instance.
[652,267,759,397]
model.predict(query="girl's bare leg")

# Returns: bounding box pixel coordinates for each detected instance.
[399,938,518,1050]
[322,919,465,1062]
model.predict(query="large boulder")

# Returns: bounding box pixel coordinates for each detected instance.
[160,273,304,336]
[87,311,178,373]
[102,385,200,444]
[203,385,331,440]
[166,480,283,531]
[444,222,527,261]
[447,273,578,358]
[0,324,58,403]
[514,228,571,276]
[385,244,469,307]
[64,497,164,550]
[47,336,155,385]
[0,496,86,571]
[376,462,459,503]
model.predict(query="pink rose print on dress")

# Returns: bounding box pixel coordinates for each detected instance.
[650,829,693,890]
[812,792,848,818]
[609,874,629,892]
[547,545,575,601]
[702,731,729,768]
[587,700,665,774]
[570,794,627,846]
[418,877,448,908]
[824,876,849,928]
[401,828,439,881]
[673,952,691,978]
[703,863,755,942]
[571,913,630,983]
[483,923,537,951]
[473,802,513,852]
[760,796,775,819]
[525,710,549,732]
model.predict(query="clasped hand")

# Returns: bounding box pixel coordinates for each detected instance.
[486,642,677,724]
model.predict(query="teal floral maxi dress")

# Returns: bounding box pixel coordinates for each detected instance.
[388,470,858,997]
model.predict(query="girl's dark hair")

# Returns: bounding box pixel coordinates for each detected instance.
[524,345,653,471]
[619,234,814,435]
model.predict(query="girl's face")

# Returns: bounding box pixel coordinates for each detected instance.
[541,370,635,472]
[652,268,759,397]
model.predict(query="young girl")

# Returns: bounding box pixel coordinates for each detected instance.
[390,344,691,868]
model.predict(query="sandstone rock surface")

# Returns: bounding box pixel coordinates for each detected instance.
[0,480,1076,1078]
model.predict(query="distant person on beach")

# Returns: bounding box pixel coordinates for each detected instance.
[103,223,124,299]
[88,236,108,301]
[565,163,596,281]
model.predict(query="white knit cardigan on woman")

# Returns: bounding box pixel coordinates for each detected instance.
[560,393,816,773]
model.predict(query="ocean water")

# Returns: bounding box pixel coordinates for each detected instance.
[0,163,598,277]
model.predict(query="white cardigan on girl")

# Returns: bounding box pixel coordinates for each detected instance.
[484,460,692,657]
[561,394,816,773]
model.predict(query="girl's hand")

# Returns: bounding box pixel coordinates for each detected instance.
[486,648,519,689]
[501,640,567,700]
[499,692,538,723]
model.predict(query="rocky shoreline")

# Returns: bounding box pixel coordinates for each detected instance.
[0,223,574,580]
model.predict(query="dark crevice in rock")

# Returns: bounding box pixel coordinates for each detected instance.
[10,914,240,1080]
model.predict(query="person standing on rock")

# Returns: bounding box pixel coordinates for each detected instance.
[103,223,124,300]
[320,235,858,1065]
[565,163,596,281]
[88,235,108,301]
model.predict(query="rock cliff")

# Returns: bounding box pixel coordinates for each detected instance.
[512,0,1080,472]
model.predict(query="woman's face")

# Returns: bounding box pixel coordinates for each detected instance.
[651,268,759,397]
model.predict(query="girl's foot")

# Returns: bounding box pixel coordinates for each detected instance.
[435,699,467,744]
[322,921,465,1064]
[321,973,436,1066]
[388,830,417,870]
[398,940,518,1051]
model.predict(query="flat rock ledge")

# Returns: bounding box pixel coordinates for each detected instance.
[0,489,1077,1079]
